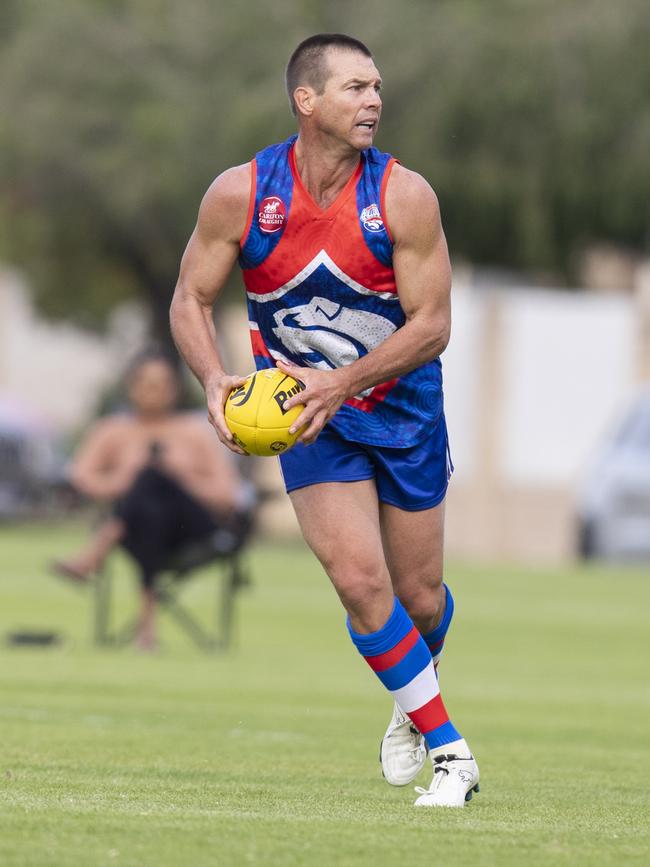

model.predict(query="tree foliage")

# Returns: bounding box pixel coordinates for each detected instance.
[1,0,648,339]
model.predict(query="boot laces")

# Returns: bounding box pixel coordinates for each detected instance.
[414,753,468,795]
[388,717,427,764]
[398,720,425,760]
[409,742,427,763]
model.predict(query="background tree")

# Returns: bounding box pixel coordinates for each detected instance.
[1,0,648,343]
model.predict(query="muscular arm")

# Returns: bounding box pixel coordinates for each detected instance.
[339,165,451,392]
[280,164,451,443]
[170,164,252,452]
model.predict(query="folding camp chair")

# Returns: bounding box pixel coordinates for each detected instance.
[93,515,252,652]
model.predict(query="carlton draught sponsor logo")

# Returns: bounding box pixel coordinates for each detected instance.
[359,203,385,233]
[258,196,286,233]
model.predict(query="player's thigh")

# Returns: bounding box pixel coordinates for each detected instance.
[289,480,392,601]
[379,498,446,599]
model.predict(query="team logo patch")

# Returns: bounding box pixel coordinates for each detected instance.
[360,203,385,233]
[258,196,286,233]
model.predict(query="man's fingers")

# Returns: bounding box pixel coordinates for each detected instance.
[275,360,310,409]
[208,404,241,448]
[204,372,252,456]
[288,405,316,435]
[228,442,248,456]
[208,413,247,455]
[284,390,309,413]
[298,412,325,445]
[276,360,308,386]
[224,440,248,456]
[208,413,231,443]
[276,359,298,374]
[220,376,249,406]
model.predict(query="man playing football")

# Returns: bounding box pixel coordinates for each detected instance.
[170,33,479,807]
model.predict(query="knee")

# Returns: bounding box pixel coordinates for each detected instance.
[337,574,387,620]
[397,574,444,630]
[320,548,389,619]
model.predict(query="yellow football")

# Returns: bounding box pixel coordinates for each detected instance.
[224,368,306,456]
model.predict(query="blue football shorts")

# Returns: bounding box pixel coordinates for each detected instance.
[278,412,453,511]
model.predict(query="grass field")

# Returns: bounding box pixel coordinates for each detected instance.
[1,522,649,867]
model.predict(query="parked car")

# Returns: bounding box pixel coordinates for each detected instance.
[577,387,650,561]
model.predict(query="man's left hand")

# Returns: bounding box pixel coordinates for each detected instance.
[276,360,350,446]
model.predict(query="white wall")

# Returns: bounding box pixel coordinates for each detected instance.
[499,290,637,484]
[442,282,641,488]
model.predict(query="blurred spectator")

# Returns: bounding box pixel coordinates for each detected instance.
[51,348,245,650]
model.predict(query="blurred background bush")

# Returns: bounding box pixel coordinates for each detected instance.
[0,0,648,562]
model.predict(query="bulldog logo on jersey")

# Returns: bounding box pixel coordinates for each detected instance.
[258,196,286,233]
[271,295,396,396]
[360,203,385,233]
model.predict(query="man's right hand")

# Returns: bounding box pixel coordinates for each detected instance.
[205,372,250,454]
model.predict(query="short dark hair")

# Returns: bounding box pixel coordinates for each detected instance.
[285,33,372,116]
[124,346,179,384]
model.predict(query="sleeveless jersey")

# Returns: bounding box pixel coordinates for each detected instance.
[238,135,443,448]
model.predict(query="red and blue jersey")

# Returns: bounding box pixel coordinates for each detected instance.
[238,135,443,448]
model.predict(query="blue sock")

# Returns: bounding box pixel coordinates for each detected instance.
[347,598,461,751]
[422,583,454,668]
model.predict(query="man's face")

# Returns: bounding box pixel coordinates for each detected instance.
[311,49,382,150]
[127,360,179,416]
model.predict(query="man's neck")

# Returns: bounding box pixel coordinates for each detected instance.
[293,131,361,209]
[133,411,171,426]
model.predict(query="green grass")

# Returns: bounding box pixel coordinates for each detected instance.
[1,522,649,867]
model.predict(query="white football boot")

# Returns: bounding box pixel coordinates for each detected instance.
[380,702,428,786]
[414,750,480,807]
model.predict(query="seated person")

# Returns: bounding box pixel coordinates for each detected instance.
[52,348,245,650]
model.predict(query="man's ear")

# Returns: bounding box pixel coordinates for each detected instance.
[293,86,315,118]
